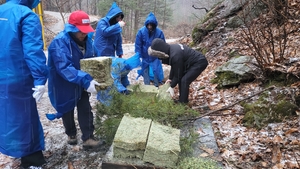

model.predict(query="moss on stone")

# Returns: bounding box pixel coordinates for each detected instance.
[241,92,298,129]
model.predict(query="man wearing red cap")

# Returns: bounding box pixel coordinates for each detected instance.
[47,10,104,149]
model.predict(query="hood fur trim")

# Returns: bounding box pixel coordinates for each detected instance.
[148,47,169,59]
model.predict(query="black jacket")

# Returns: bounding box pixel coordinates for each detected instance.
[162,44,206,88]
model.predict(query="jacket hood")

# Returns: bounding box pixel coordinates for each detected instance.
[6,0,40,9]
[105,2,123,21]
[150,38,170,55]
[64,23,80,33]
[64,23,94,38]
[144,12,158,28]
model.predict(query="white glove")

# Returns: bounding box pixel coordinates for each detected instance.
[118,21,125,27]
[32,85,46,102]
[166,87,174,97]
[87,80,100,94]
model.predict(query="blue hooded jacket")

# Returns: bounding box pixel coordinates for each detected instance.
[135,12,165,83]
[0,0,47,158]
[94,2,123,57]
[97,52,141,106]
[47,23,97,120]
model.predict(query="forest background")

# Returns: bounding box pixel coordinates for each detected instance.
[0,0,221,42]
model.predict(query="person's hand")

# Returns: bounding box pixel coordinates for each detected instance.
[119,54,123,58]
[87,80,100,94]
[32,85,46,102]
[118,21,125,27]
[165,79,172,84]
[166,87,174,97]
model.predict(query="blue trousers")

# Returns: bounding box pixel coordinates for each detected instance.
[143,66,159,87]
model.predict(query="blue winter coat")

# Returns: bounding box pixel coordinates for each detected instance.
[94,2,123,57]
[135,12,165,83]
[111,52,141,93]
[0,0,47,158]
[47,24,97,120]
[97,53,141,105]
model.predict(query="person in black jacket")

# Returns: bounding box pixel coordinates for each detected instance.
[148,38,208,104]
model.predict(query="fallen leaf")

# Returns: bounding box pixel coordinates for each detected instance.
[272,163,284,169]
[285,161,299,168]
[199,153,209,157]
[68,161,74,169]
[261,161,268,167]
[287,66,297,73]
[271,146,282,164]
[196,127,205,134]
[273,135,283,144]
[200,147,215,155]
[284,128,298,135]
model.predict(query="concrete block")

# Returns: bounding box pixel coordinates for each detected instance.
[143,121,181,168]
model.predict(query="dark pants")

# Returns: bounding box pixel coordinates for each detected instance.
[62,91,95,142]
[143,66,159,87]
[21,150,46,168]
[179,59,208,103]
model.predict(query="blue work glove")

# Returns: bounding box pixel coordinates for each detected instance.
[32,85,46,102]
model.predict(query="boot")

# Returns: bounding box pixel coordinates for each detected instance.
[82,136,105,149]
[67,135,77,145]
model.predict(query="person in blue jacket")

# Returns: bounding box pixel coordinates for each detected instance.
[47,10,104,150]
[0,0,48,168]
[94,2,125,58]
[97,53,141,105]
[135,12,166,87]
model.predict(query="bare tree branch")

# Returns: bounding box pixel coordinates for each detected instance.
[186,86,276,121]
[192,4,208,13]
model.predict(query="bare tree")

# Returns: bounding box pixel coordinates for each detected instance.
[238,0,299,75]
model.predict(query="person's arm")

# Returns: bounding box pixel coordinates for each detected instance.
[111,58,128,92]
[159,30,166,42]
[22,12,48,86]
[135,30,143,54]
[170,51,184,88]
[116,33,123,56]
[97,20,122,37]
[48,39,93,90]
